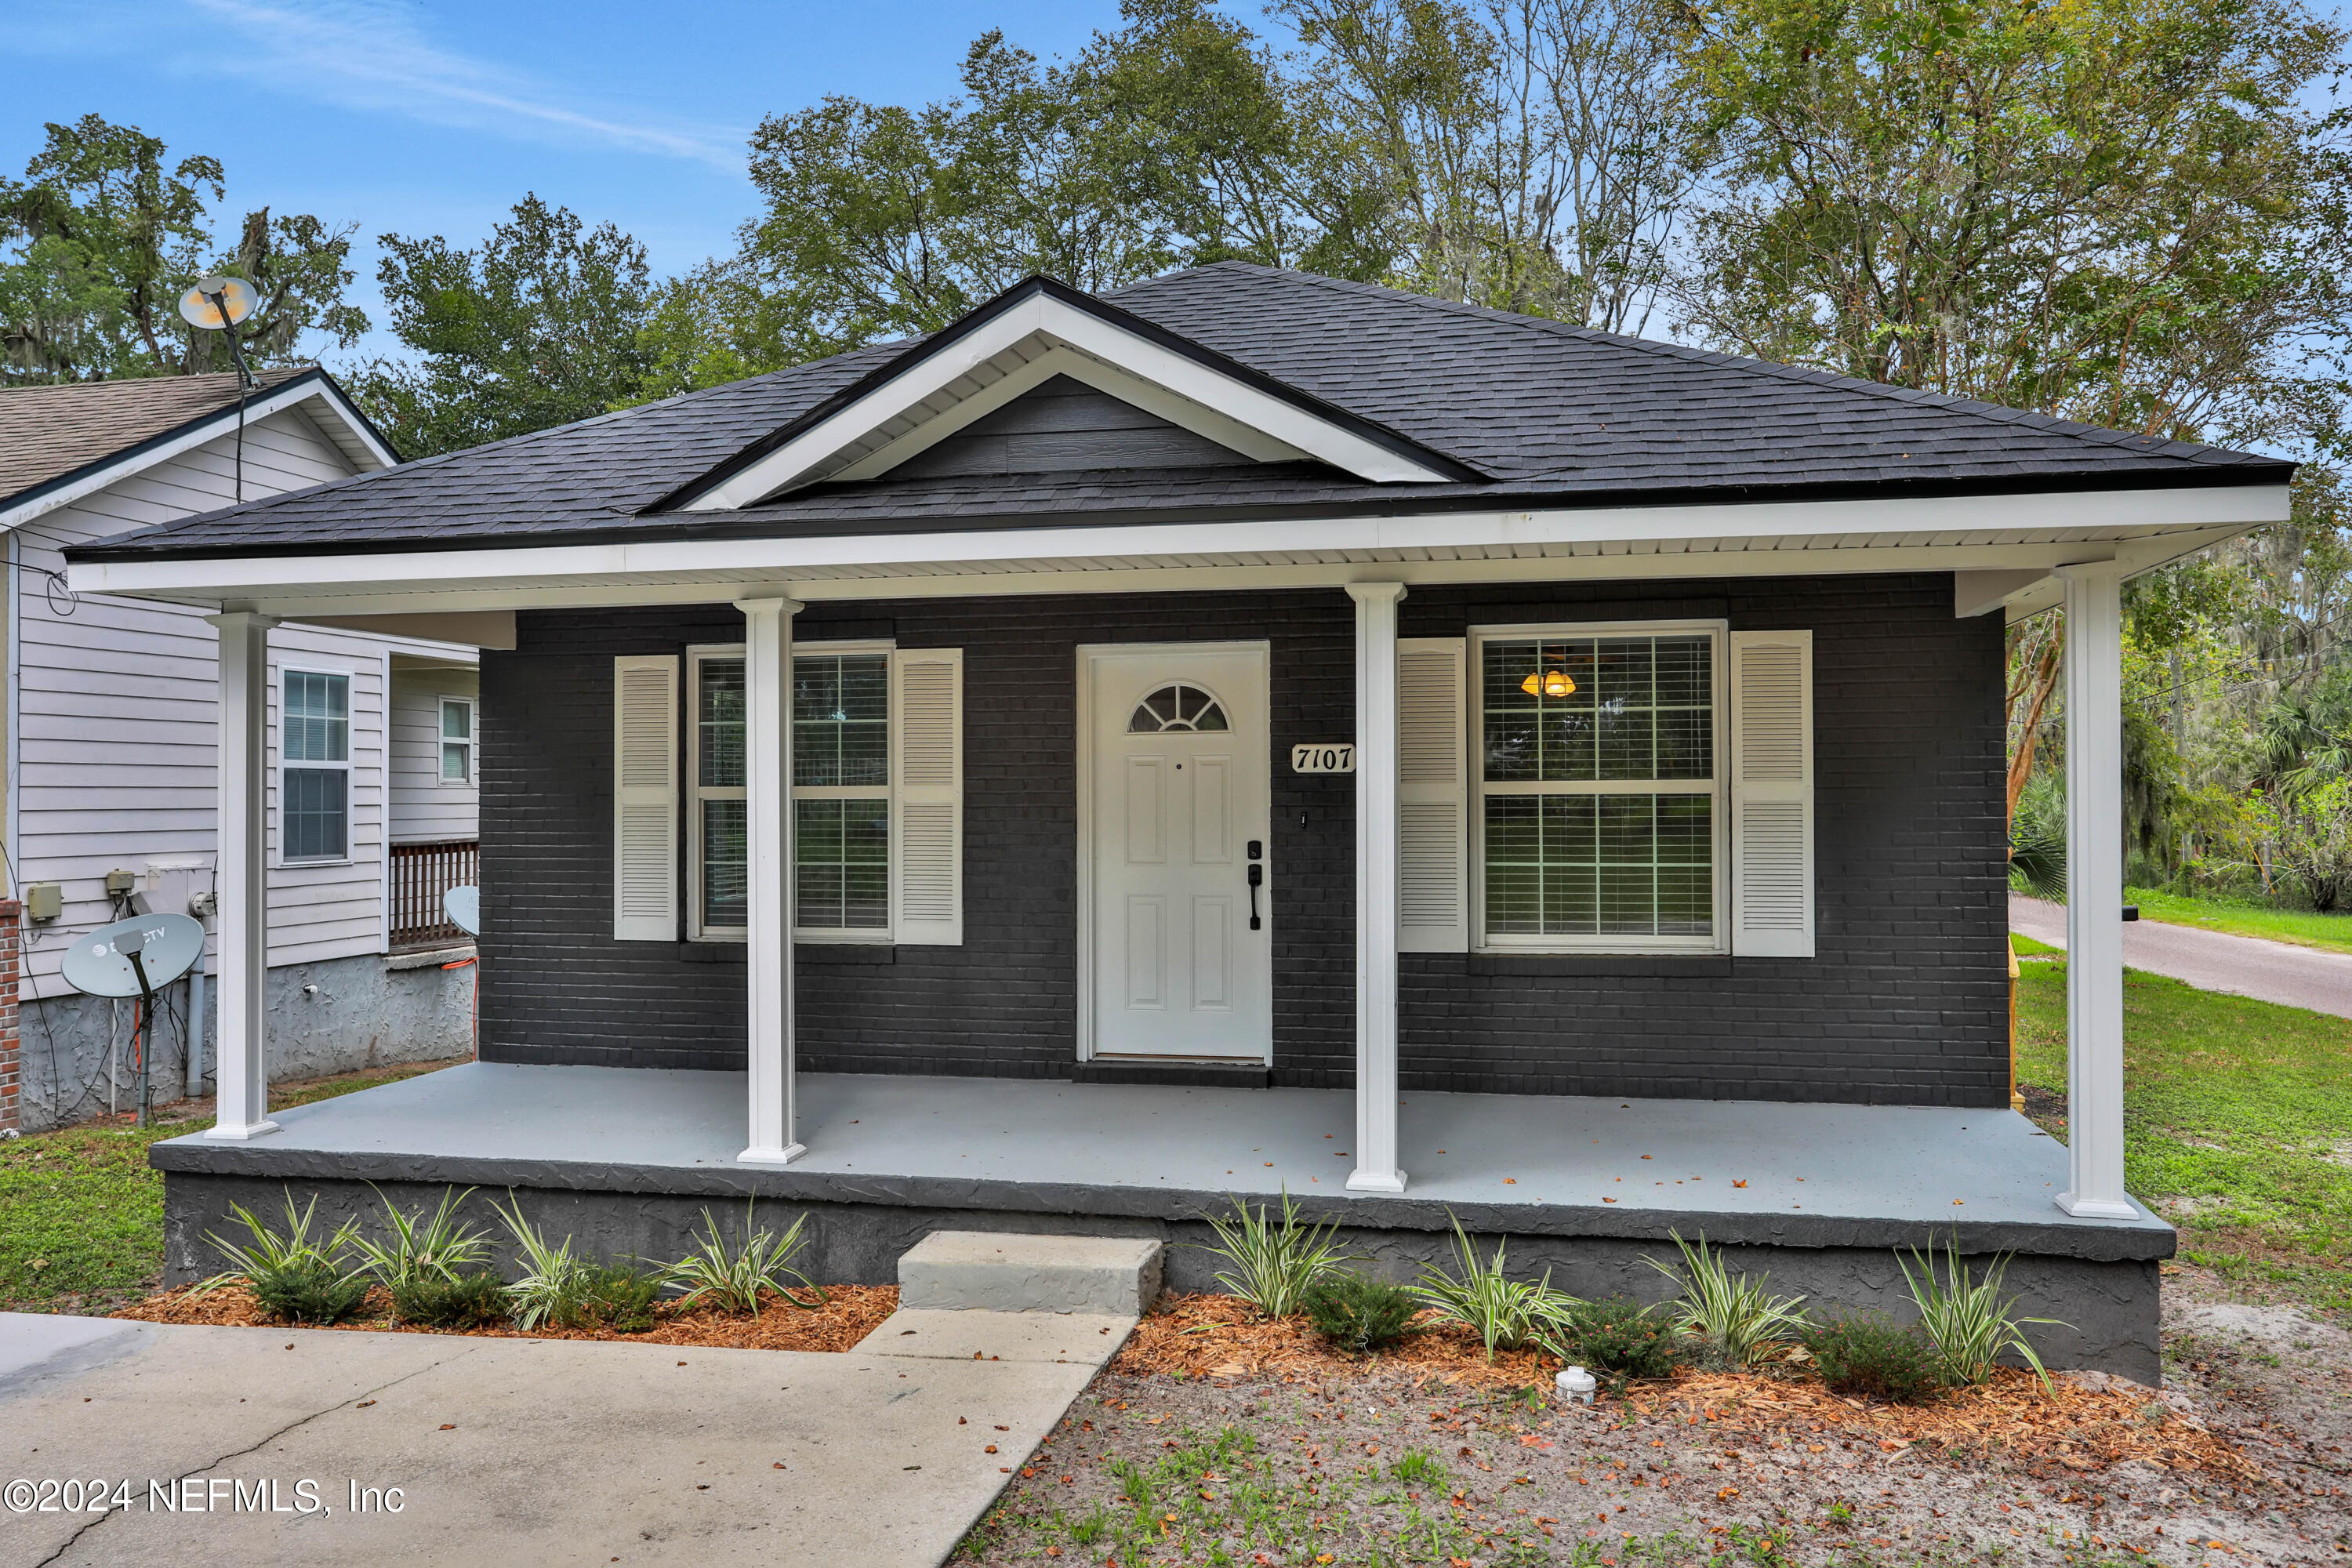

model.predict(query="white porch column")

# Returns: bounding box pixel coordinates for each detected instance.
[1346,583,1408,1194]
[2056,564,2135,1218]
[739,596,805,1166]
[204,611,278,1141]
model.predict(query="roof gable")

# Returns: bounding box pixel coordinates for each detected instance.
[879,374,1255,481]
[664,275,1475,512]
[0,367,397,527]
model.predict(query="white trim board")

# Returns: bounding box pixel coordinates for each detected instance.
[68,487,2284,615]
[680,292,1453,509]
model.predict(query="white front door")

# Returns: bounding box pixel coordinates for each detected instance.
[1086,644,1272,1060]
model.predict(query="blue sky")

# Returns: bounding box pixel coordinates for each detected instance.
[6,1,1177,363]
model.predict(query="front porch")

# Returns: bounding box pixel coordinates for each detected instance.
[154,1062,2172,1379]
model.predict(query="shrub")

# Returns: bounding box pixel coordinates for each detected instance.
[1539,1296,1681,1385]
[1408,1216,1577,1361]
[661,1203,826,1316]
[1645,1232,1808,1368]
[249,1259,372,1325]
[1898,1236,2063,1392]
[1802,1314,1944,1404]
[196,1192,370,1323]
[391,1269,510,1330]
[492,1197,594,1331]
[1197,1188,1348,1319]
[579,1265,662,1333]
[346,1186,489,1294]
[1301,1271,1421,1354]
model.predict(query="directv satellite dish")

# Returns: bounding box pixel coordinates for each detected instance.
[445,884,480,938]
[64,913,207,1000]
[177,274,257,330]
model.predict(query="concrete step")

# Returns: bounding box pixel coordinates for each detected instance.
[898,1232,1163,1316]
[854,1308,1137,1365]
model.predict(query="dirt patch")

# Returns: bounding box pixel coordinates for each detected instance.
[960,1275,2352,1566]
[115,1282,898,1352]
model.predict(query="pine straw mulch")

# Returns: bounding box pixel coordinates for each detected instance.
[114,1282,899,1352]
[1114,1294,2267,1488]
[1633,1367,2269,1488]
[1110,1290,1555,1388]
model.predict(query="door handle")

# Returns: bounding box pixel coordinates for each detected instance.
[1247,862,1263,931]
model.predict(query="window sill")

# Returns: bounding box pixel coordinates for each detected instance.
[1459,952,1734,979]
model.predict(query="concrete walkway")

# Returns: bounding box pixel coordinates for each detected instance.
[0,1309,1122,1567]
[2011,894,2352,1018]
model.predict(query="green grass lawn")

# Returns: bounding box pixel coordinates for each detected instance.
[2121,884,2352,955]
[2013,960,2352,1312]
[0,1060,457,1315]
[2011,931,2063,957]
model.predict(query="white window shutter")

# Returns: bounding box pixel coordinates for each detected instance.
[1730,630,1814,958]
[1396,637,1470,953]
[612,655,680,942]
[891,648,963,946]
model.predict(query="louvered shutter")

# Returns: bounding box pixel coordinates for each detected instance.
[612,655,680,941]
[1397,637,1470,953]
[891,648,963,946]
[1730,630,1814,958]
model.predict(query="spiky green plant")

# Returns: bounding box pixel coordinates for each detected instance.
[347,1185,491,1297]
[659,1203,826,1316]
[1407,1215,1577,1361]
[194,1192,358,1294]
[1196,1188,1348,1319]
[193,1192,371,1324]
[1898,1235,2064,1392]
[1645,1231,1809,1367]
[492,1196,593,1332]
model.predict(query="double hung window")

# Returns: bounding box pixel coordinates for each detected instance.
[282,669,352,863]
[1473,627,1723,949]
[439,698,475,784]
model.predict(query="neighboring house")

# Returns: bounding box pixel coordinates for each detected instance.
[69,267,2294,1381]
[0,369,481,1133]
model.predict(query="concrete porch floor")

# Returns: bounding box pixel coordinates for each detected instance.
[153,1063,2169,1258]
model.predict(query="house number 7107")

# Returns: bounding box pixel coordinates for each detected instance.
[1290,744,1356,774]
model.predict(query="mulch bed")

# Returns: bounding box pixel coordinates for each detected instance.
[1113,1293,2263,1486]
[116,1282,899,1352]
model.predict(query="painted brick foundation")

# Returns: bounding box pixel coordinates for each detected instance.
[0,899,18,1134]
[479,573,2009,1105]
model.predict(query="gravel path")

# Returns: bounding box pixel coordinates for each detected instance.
[2011,895,2352,1019]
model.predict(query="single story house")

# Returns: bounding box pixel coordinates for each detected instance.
[0,370,480,1133]
[70,267,2287,1381]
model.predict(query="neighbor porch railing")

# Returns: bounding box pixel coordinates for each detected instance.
[389,838,477,951]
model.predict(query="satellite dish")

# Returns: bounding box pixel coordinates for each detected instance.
[178,275,257,331]
[445,885,481,938]
[63,913,207,1000]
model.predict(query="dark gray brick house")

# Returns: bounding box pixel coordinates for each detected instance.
[68,266,2292,1380]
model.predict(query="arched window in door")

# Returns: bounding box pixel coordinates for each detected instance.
[1127,682,1230,733]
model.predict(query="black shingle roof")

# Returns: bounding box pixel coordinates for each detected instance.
[71,263,2290,564]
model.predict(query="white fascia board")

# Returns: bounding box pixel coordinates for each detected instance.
[68,481,2286,612]
[0,377,391,534]
[684,295,1450,509]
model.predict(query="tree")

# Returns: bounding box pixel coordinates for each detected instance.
[350,195,656,458]
[0,114,366,384]
[1671,0,2352,438]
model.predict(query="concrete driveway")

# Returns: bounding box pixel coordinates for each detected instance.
[2011,894,2352,1018]
[0,1309,1123,1566]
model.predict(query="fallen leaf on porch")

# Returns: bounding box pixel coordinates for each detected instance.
[1602,1197,1617,1203]
[1733,1180,1747,1188]
[1504,1178,1517,1185]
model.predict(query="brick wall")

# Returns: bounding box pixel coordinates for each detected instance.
[479,572,2009,1106]
[0,898,19,1134]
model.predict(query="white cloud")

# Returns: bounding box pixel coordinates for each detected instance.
[186,0,743,169]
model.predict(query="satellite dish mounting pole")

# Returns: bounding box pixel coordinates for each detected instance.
[125,946,157,1130]
[204,289,254,503]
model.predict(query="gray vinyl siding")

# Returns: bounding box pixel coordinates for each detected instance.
[389,664,480,844]
[10,406,470,1000]
[885,376,1246,479]
[477,572,2009,1107]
